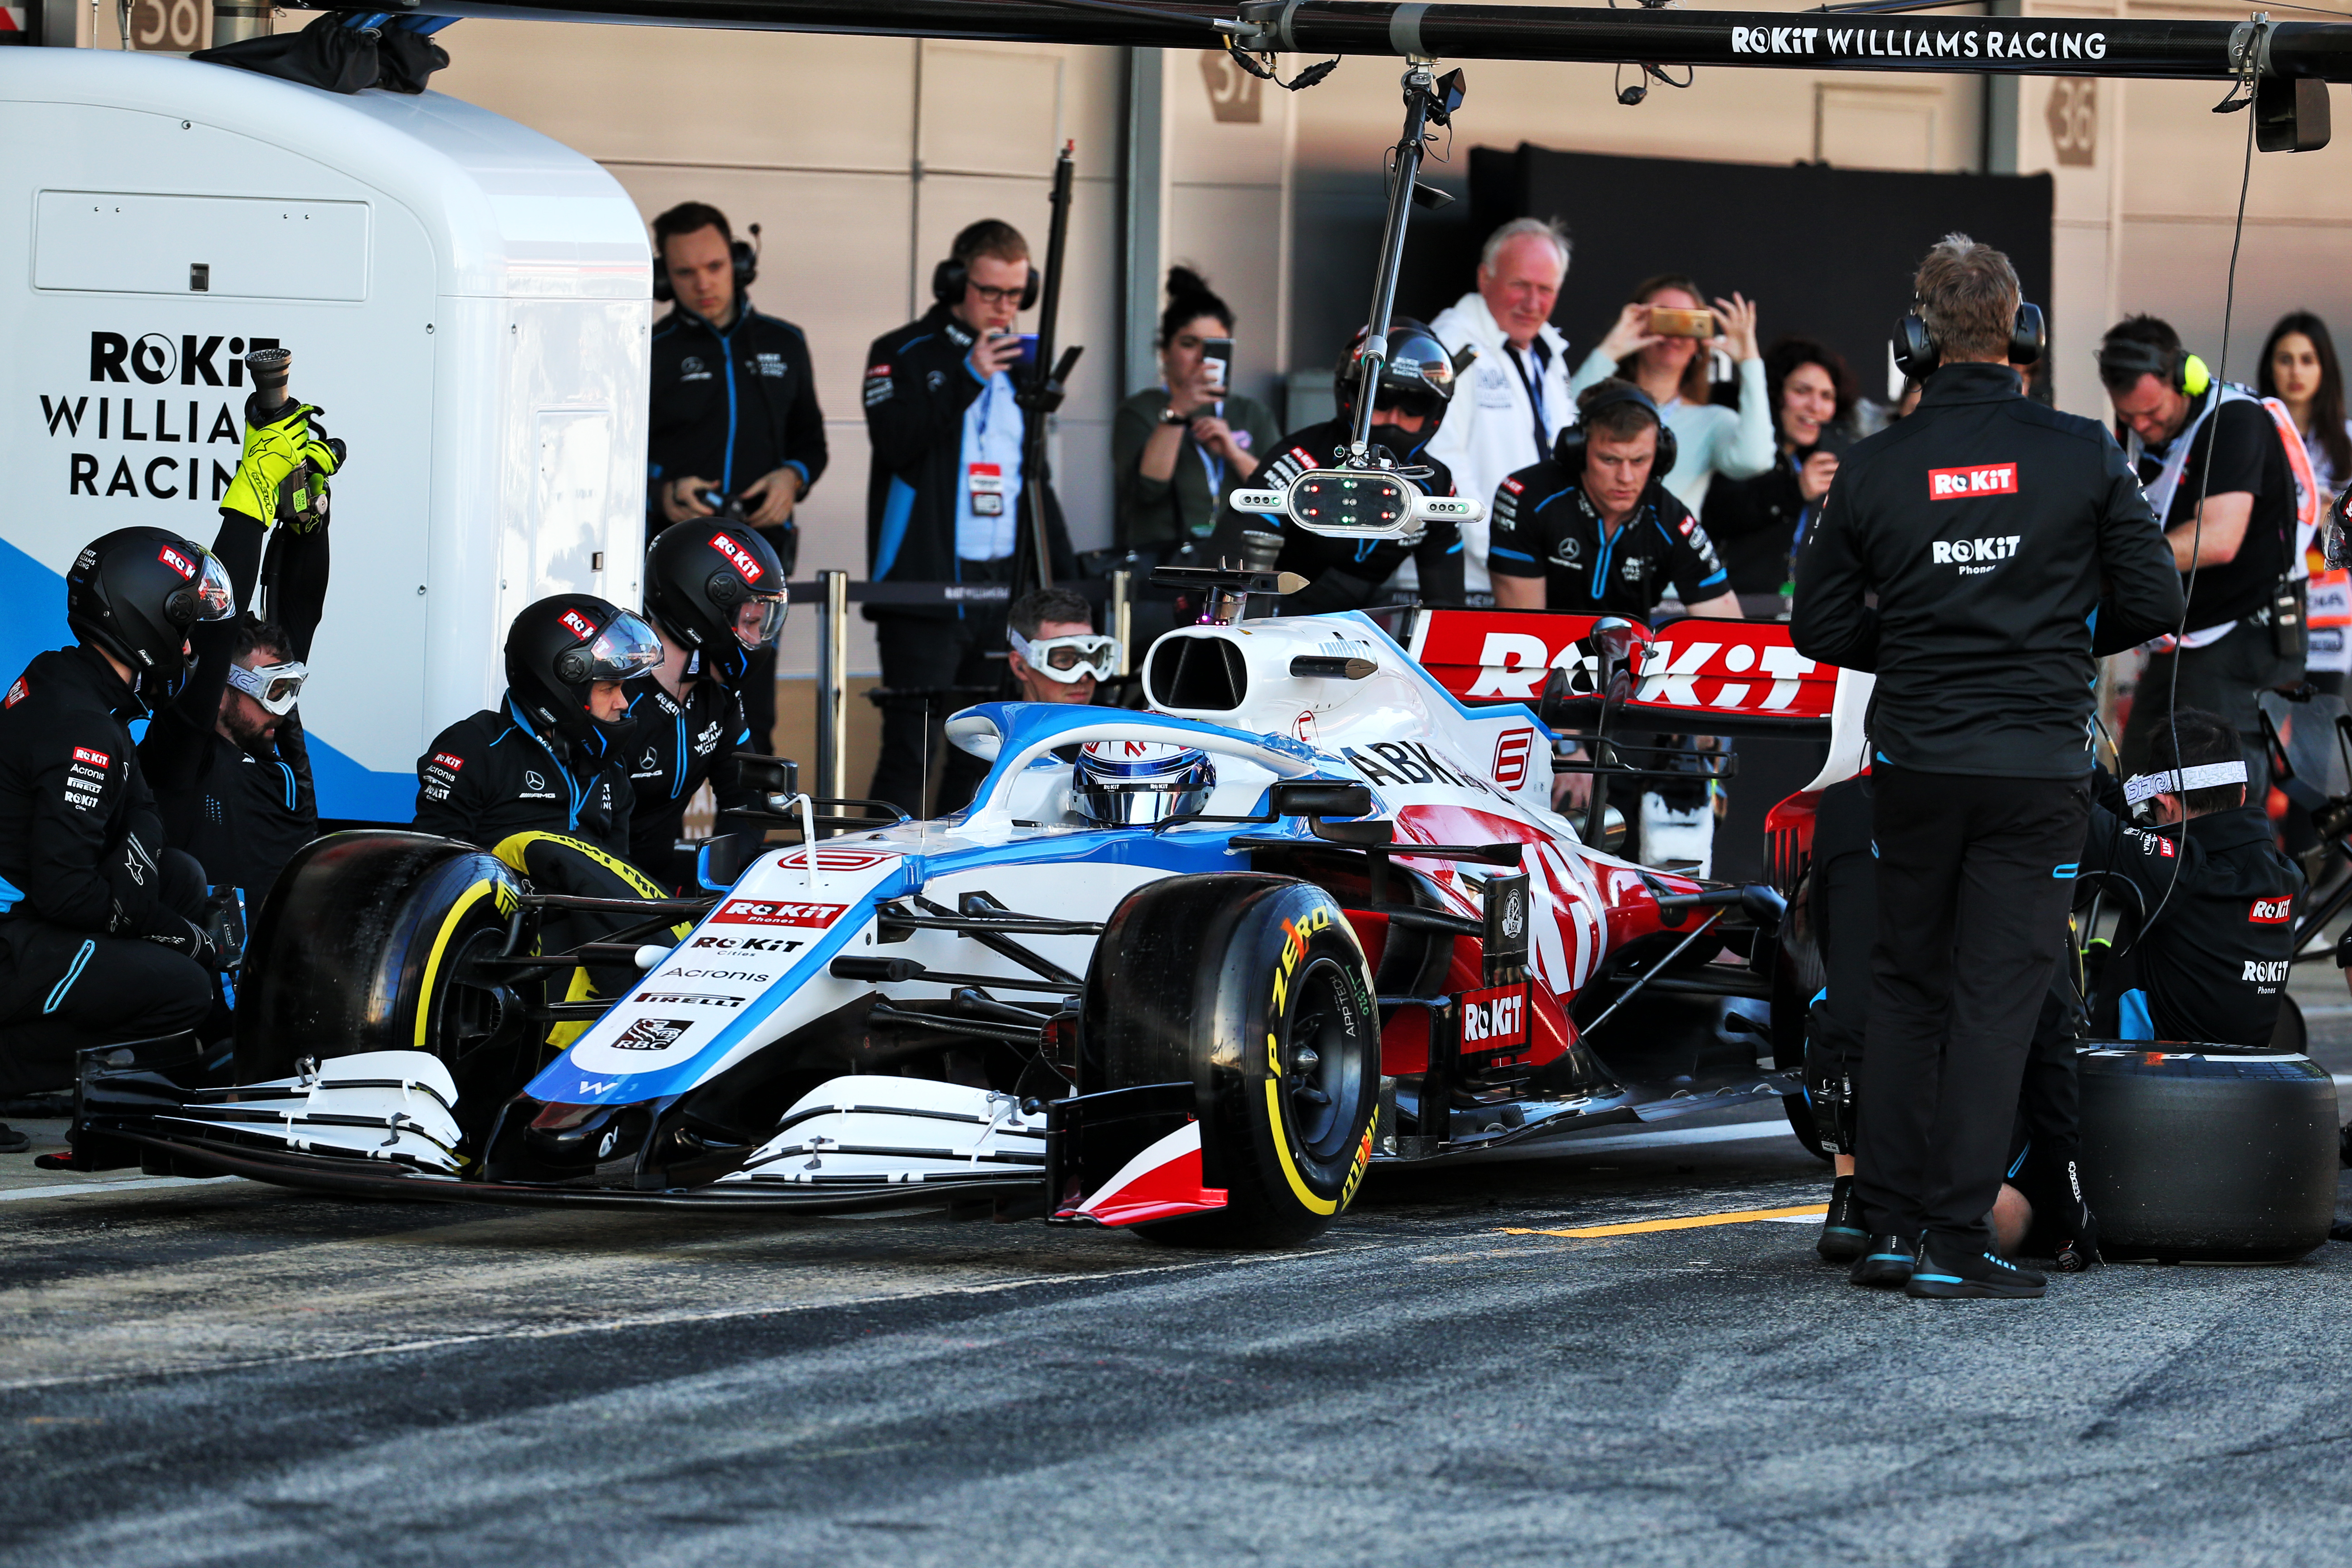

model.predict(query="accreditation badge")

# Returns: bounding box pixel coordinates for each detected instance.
[968,461,1005,517]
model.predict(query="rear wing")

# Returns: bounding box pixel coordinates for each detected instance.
[1400,608,1840,737]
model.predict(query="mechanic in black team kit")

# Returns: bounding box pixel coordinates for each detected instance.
[140,381,343,909]
[1488,379,1743,619]
[624,525,790,890]
[0,530,245,1136]
[1234,319,1469,613]
[1793,234,2183,1300]
[415,595,675,1040]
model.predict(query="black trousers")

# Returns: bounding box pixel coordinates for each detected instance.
[0,849,214,1095]
[867,558,1014,819]
[1856,765,2089,1249]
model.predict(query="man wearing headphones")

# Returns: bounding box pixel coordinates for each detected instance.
[1487,378,1742,619]
[1792,235,2183,1299]
[646,200,829,755]
[2099,315,2308,794]
[861,219,1075,818]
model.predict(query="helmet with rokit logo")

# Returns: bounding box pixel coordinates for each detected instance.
[1333,317,1467,429]
[67,526,236,714]
[505,594,663,748]
[1072,739,1216,826]
[644,524,788,683]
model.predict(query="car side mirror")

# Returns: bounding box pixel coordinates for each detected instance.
[1270,780,1373,820]
[732,753,799,799]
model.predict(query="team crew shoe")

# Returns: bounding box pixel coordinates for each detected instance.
[1905,1240,2047,1299]
[1847,1234,1917,1288]
[1817,1175,1868,1262]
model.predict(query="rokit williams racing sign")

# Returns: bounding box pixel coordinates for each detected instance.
[39,332,284,505]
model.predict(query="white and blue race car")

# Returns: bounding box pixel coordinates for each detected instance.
[60,603,1836,1246]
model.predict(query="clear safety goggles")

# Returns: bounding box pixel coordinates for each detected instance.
[225,659,309,715]
[731,592,789,650]
[1009,628,1118,684]
[587,611,666,681]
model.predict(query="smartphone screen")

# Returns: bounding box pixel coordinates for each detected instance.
[1200,337,1235,392]
[1012,333,1039,368]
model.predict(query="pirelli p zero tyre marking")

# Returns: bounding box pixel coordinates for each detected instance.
[1089,873,1380,1248]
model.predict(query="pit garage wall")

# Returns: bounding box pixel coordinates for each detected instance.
[315,0,2344,674]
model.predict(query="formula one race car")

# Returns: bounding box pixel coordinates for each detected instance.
[58,595,1842,1246]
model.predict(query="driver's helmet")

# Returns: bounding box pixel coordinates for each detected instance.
[1073,739,1215,826]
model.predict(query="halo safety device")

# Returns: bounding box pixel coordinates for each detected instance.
[505,594,663,746]
[66,527,237,713]
[225,659,309,717]
[652,221,760,305]
[932,255,1040,311]
[644,524,789,676]
[2092,336,2214,399]
[1072,739,1216,826]
[1009,627,1118,685]
[1552,382,1681,478]
[1891,300,2048,382]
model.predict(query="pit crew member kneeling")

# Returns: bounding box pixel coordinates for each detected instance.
[0,530,245,1142]
[624,525,790,891]
[414,595,679,1040]
[2086,709,2302,1045]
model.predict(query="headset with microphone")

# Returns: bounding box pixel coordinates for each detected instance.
[2090,336,2215,400]
[931,253,1040,311]
[1891,299,2048,382]
[652,221,761,305]
[1553,382,1680,477]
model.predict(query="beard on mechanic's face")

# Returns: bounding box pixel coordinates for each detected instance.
[221,692,281,753]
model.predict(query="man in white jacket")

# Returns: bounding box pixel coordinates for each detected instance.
[1417,217,1576,597]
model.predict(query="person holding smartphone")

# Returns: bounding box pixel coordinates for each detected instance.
[1570,274,1774,514]
[1114,268,1280,557]
[1701,338,1857,619]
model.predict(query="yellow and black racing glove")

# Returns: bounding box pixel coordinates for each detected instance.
[221,402,347,533]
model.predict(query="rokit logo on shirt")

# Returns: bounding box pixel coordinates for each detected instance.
[1929,461,2020,500]
[2249,897,2293,923]
[1931,535,2023,574]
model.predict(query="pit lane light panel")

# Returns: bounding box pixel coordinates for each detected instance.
[1231,471,1484,541]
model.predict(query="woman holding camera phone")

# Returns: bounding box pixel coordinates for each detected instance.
[1570,274,1775,513]
[1702,337,1857,619]
[1114,268,1281,555]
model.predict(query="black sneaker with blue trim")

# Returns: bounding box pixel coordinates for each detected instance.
[1905,1237,2047,1299]
[1817,1175,1868,1262]
[1847,1234,1917,1288]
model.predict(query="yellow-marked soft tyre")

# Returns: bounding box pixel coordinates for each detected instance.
[237,831,527,1143]
[1085,873,1381,1248]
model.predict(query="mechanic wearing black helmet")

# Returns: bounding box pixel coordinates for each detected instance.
[415,595,676,1041]
[1487,379,1744,620]
[1792,234,2184,1299]
[0,528,246,1132]
[1220,319,1469,614]
[625,525,790,889]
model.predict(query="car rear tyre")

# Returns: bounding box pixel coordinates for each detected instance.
[238,831,529,1144]
[1085,873,1381,1248]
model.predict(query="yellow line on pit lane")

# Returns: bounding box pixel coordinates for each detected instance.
[1501,1203,1829,1239]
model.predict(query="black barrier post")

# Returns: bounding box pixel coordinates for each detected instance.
[814,569,848,807]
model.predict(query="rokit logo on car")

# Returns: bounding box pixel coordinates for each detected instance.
[43,332,284,504]
[712,898,850,928]
[689,934,804,953]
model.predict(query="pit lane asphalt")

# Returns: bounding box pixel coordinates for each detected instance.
[7,1008,2352,1566]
